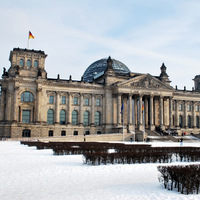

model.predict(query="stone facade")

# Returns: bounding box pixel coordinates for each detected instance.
[1,47,200,139]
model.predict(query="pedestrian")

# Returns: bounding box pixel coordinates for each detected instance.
[130,137,133,143]
[180,137,183,146]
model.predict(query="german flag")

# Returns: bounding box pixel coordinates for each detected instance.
[29,31,35,39]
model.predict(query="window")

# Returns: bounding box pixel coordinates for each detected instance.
[49,130,53,137]
[47,109,54,124]
[60,110,66,125]
[95,111,101,126]
[27,59,31,67]
[34,60,38,68]
[73,131,78,135]
[73,97,78,105]
[72,110,78,125]
[83,111,89,126]
[96,98,100,106]
[22,110,31,123]
[85,98,89,106]
[188,116,191,128]
[179,115,183,128]
[196,105,199,112]
[188,104,191,112]
[49,96,54,104]
[179,104,183,111]
[85,131,90,135]
[19,59,24,66]
[61,130,66,136]
[62,96,66,104]
[21,91,34,102]
[22,129,31,137]
[196,116,200,128]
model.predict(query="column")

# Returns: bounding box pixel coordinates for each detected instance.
[117,93,122,125]
[36,88,42,122]
[5,90,11,121]
[79,94,83,125]
[169,97,172,128]
[128,94,132,124]
[163,98,165,126]
[67,93,72,124]
[13,87,19,122]
[160,96,163,127]
[55,92,60,124]
[144,97,148,128]
[134,96,138,128]
[175,100,179,127]
[124,97,128,125]
[102,94,106,125]
[0,89,5,121]
[112,94,117,125]
[91,94,95,125]
[139,94,143,130]
[150,95,154,130]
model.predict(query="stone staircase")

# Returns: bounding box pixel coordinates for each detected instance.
[145,130,200,143]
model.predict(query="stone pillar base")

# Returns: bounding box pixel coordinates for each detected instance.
[139,124,144,131]
[128,124,134,133]
[150,124,155,131]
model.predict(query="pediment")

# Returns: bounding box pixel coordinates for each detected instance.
[116,74,174,90]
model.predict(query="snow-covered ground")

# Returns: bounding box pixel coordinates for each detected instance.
[1,141,200,200]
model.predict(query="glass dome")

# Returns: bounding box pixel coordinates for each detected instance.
[83,58,131,82]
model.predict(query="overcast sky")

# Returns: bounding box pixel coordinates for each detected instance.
[0,0,200,90]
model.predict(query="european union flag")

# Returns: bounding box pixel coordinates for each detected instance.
[121,102,124,113]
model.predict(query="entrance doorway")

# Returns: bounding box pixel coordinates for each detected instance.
[22,129,31,137]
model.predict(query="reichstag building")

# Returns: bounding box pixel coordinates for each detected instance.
[1,47,200,139]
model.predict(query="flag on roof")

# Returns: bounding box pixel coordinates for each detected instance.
[29,31,34,39]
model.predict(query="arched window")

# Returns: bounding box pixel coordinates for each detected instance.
[27,59,31,67]
[47,109,54,124]
[34,60,38,68]
[21,91,34,102]
[19,59,24,66]
[95,111,101,126]
[196,116,200,128]
[60,110,66,125]
[83,111,89,126]
[72,110,78,125]
[188,116,191,128]
[179,115,183,128]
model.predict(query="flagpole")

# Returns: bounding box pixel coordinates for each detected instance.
[123,105,124,142]
[27,38,30,49]
[121,100,124,142]
[27,31,34,49]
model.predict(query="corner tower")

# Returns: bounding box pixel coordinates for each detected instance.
[3,48,47,79]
